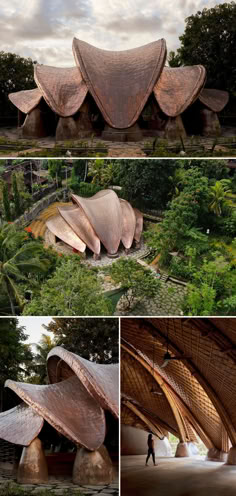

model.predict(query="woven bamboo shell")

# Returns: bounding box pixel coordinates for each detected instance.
[72,37,167,128]
[9,88,42,114]
[121,318,236,452]
[199,88,229,112]
[0,404,44,446]
[34,65,88,117]
[154,65,206,117]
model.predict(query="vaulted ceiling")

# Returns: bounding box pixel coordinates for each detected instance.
[121,318,236,455]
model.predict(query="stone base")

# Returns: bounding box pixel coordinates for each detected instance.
[56,117,78,140]
[72,445,113,485]
[75,109,94,138]
[107,252,119,259]
[134,240,141,250]
[22,108,49,138]
[175,442,190,458]
[102,123,143,142]
[200,109,221,137]
[124,248,130,255]
[206,447,228,462]
[17,438,48,484]
[226,446,236,465]
[163,116,187,140]
[93,253,101,261]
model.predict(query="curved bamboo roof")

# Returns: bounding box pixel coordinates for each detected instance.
[5,376,105,450]
[121,318,236,453]
[0,403,44,446]
[199,88,229,112]
[47,346,119,418]
[133,208,143,243]
[153,65,206,117]
[46,214,86,252]
[0,348,118,450]
[58,204,101,255]
[34,65,88,117]
[46,192,143,256]
[71,190,123,255]
[120,200,136,250]
[9,88,42,114]
[72,37,167,128]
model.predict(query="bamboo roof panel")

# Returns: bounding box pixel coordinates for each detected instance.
[34,65,88,117]
[5,376,105,451]
[0,403,44,446]
[153,65,206,117]
[199,89,229,112]
[73,37,166,128]
[47,347,119,418]
[9,88,42,114]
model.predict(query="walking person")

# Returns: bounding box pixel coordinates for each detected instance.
[145,433,157,466]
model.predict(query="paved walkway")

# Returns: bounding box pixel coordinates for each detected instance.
[121,455,236,496]
[0,473,118,495]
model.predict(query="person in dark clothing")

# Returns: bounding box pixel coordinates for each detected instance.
[145,433,157,466]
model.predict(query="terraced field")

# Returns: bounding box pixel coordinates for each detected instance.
[29,202,70,239]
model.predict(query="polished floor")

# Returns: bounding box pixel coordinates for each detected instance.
[121,455,236,496]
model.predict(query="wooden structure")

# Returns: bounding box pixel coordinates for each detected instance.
[121,318,236,463]
[0,347,118,484]
[45,190,143,258]
[8,38,229,141]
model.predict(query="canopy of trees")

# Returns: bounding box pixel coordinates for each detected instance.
[0,52,35,116]
[168,2,236,94]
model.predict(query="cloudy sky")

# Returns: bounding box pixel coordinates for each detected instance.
[0,0,226,66]
[18,317,53,348]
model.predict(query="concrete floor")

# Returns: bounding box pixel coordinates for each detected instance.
[121,455,236,496]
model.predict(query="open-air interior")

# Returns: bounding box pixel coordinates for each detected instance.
[121,318,236,496]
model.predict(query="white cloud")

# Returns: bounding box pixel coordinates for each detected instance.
[0,0,227,65]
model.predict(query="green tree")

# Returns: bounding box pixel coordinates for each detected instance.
[184,254,236,315]
[145,168,210,265]
[113,159,178,209]
[0,318,33,411]
[88,159,114,187]
[0,52,35,116]
[23,257,112,316]
[2,182,11,221]
[44,318,118,363]
[108,258,160,310]
[209,180,232,216]
[0,224,49,315]
[171,3,236,93]
[30,334,56,384]
[48,160,64,187]
[12,172,21,218]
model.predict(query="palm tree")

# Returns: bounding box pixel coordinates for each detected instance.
[32,334,56,384]
[0,224,49,315]
[209,180,232,217]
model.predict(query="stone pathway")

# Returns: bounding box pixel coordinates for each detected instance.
[116,278,187,316]
[0,474,118,495]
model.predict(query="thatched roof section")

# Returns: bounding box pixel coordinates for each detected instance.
[71,190,123,255]
[9,88,42,114]
[58,204,101,255]
[199,88,229,112]
[0,349,118,451]
[72,38,167,128]
[47,347,119,418]
[120,199,136,250]
[121,318,236,452]
[46,214,86,252]
[133,208,143,243]
[153,65,206,117]
[0,404,44,446]
[34,65,88,117]
[5,376,106,450]
[46,192,143,256]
